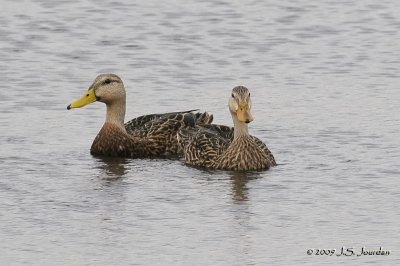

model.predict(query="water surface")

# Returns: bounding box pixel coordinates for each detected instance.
[1,0,399,265]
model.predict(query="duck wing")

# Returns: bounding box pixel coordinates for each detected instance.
[178,126,230,168]
[201,124,234,140]
[125,110,213,155]
[250,136,277,166]
[125,109,198,133]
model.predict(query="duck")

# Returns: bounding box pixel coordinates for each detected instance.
[178,86,276,171]
[67,74,212,158]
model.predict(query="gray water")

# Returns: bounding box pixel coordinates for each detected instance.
[1,0,399,265]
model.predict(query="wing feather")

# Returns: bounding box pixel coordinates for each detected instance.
[178,127,230,167]
[124,110,212,156]
[250,136,277,166]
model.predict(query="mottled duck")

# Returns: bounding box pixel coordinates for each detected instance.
[67,74,212,158]
[178,86,276,171]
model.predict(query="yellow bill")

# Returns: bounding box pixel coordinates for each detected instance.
[67,88,97,110]
[236,103,254,123]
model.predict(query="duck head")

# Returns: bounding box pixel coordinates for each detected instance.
[67,74,126,110]
[228,86,253,124]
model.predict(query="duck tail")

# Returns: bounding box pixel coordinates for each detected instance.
[194,112,213,126]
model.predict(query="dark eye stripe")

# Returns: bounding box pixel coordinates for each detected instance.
[104,79,111,84]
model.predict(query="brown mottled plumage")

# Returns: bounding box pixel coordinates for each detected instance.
[178,86,276,171]
[67,74,212,158]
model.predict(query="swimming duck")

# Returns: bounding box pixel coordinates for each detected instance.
[67,74,212,158]
[178,86,276,171]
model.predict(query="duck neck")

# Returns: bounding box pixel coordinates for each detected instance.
[232,113,249,139]
[105,99,126,130]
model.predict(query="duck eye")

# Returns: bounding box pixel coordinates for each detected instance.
[104,79,111,84]
[231,93,234,98]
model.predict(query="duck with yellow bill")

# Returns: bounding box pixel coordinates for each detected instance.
[67,74,212,158]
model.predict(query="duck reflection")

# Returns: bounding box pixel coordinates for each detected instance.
[94,156,129,181]
[230,171,261,202]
